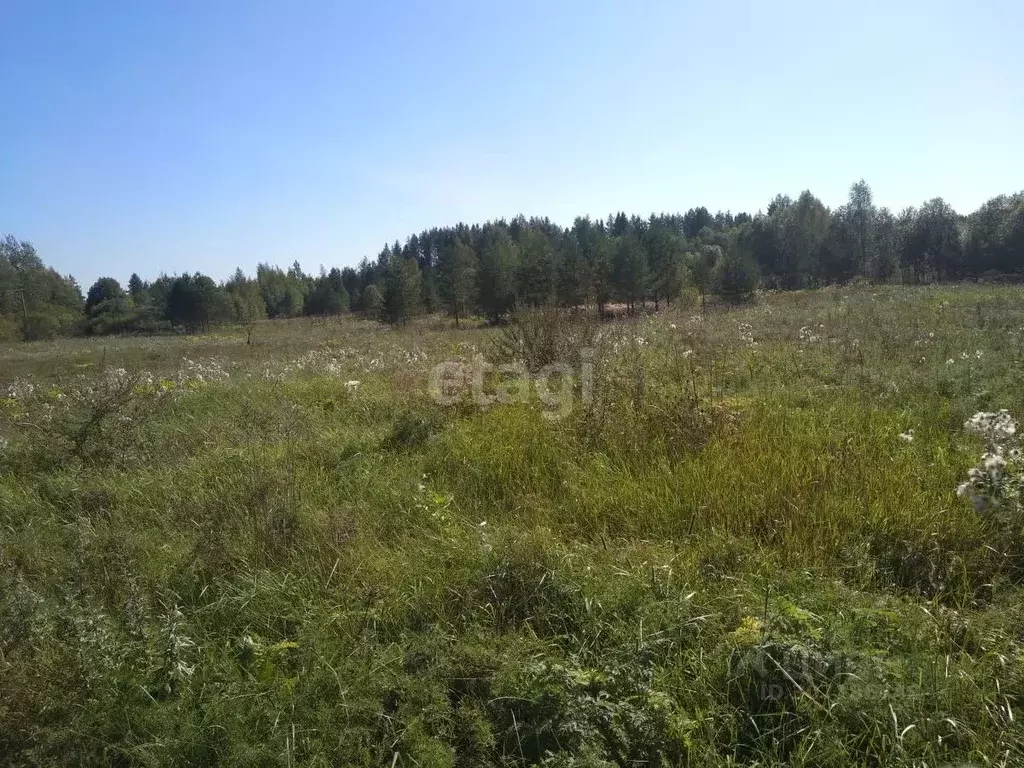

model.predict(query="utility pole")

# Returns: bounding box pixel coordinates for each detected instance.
[1,288,29,336]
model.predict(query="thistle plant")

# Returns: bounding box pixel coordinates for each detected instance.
[154,604,196,696]
[956,410,1024,522]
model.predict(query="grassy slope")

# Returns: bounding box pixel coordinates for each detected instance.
[2,285,1024,766]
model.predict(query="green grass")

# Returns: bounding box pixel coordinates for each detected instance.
[3,284,1024,765]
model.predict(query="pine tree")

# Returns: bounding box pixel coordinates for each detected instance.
[556,232,589,308]
[438,238,477,326]
[478,238,518,323]
[713,249,758,303]
[381,257,422,324]
[686,245,719,313]
[516,229,556,308]
[613,234,649,314]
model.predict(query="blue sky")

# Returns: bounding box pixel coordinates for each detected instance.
[2,0,1021,288]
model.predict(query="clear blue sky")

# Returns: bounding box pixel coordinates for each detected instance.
[2,0,1021,289]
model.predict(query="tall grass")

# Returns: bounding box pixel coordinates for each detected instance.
[3,284,1024,765]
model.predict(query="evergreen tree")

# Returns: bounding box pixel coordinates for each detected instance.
[646,220,684,308]
[516,229,556,307]
[683,206,713,239]
[127,273,147,301]
[613,233,649,313]
[713,249,759,303]
[556,231,589,308]
[166,273,231,331]
[438,238,477,326]
[686,245,719,313]
[478,237,518,323]
[380,257,421,324]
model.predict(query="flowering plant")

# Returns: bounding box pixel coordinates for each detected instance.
[956,410,1024,521]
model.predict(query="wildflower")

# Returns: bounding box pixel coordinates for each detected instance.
[956,409,1022,518]
[898,430,915,442]
[976,350,984,359]
[964,410,1017,442]
[984,452,1006,474]
[6,380,35,400]
[669,323,677,330]
[798,326,820,343]
[681,350,693,359]
[345,380,361,391]
[731,615,764,645]
[946,359,955,365]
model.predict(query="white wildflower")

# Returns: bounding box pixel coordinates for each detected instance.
[6,379,35,400]
[984,452,1006,474]
[964,410,1017,442]
[898,430,915,443]
[957,409,1022,518]
[798,326,820,343]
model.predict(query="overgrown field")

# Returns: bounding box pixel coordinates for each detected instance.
[4,285,1024,766]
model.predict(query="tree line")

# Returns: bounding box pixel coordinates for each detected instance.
[2,180,1023,339]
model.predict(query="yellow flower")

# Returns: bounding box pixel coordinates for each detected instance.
[731,615,764,645]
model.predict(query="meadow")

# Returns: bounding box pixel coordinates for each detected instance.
[3,284,1024,766]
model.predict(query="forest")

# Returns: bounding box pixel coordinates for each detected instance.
[3,180,1023,341]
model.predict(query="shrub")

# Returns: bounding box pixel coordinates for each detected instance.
[22,310,79,341]
[491,307,594,374]
[384,406,446,451]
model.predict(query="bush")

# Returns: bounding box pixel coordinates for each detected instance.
[384,406,446,450]
[491,307,594,373]
[22,310,79,341]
